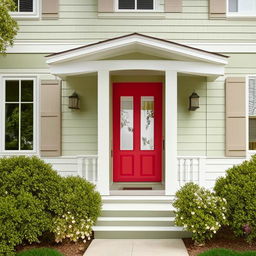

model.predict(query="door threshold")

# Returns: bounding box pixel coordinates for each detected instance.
[110,190,165,196]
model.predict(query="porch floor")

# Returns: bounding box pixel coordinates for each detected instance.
[85,239,189,256]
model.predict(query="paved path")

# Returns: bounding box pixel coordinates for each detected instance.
[84,239,189,256]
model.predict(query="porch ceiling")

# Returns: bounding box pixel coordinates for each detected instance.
[45,33,228,78]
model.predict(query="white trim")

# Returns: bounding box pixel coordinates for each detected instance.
[0,75,39,155]
[10,0,40,19]
[97,70,110,195]
[46,35,228,65]
[165,70,178,196]
[48,60,225,78]
[6,42,256,54]
[115,0,156,12]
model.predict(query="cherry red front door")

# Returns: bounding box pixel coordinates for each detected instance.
[113,83,162,182]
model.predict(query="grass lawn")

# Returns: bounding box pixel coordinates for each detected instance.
[17,248,64,256]
[198,249,256,256]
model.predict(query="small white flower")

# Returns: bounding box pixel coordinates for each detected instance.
[69,225,72,228]
[72,220,75,223]
[191,212,195,215]
[76,231,80,235]
[180,216,184,220]
[88,237,91,240]
[83,240,87,243]
[192,230,196,233]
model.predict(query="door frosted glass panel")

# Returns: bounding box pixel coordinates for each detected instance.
[120,96,134,150]
[141,96,154,150]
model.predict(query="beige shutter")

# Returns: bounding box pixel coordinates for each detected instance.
[165,0,182,12]
[98,0,114,12]
[209,0,226,19]
[226,77,246,157]
[40,80,61,157]
[42,0,59,19]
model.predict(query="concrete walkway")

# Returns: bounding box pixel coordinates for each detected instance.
[84,239,189,256]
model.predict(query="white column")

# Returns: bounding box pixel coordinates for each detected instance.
[97,70,110,195]
[165,70,178,196]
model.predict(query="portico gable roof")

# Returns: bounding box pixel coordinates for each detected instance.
[46,33,228,66]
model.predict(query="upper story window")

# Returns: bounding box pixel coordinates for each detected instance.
[228,0,256,16]
[11,0,39,19]
[249,77,256,150]
[118,0,154,11]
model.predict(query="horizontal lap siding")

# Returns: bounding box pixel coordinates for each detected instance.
[62,76,98,156]
[15,0,256,42]
[178,76,207,156]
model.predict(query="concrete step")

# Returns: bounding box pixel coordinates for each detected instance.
[93,226,191,239]
[96,217,175,226]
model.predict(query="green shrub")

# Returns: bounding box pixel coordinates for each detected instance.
[52,176,102,243]
[214,155,256,243]
[198,248,256,256]
[0,156,62,213]
[0,156,62,255]
[17,248,64,256]
[0,193,49,256]
[173,183,228,245]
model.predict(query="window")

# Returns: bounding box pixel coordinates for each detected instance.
[4,79,35,151]
[228,0,256,16]
[11,0,39,18]
[249,77,256,150]
[118,0,154,11]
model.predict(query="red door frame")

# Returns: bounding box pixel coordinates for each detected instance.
[113,82,162,182]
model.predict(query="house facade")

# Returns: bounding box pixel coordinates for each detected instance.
[1,0,256,238]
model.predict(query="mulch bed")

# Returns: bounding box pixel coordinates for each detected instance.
[16,234,93,256]
[183,228,256,256]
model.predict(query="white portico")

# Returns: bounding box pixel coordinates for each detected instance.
[46,33,228,196]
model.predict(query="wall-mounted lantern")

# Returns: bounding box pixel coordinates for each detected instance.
[68,92,80,110]
[189,92,200,111]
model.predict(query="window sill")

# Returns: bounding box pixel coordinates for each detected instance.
[227,13,256,20]
[10,12,40,20]
[98,12,165,19]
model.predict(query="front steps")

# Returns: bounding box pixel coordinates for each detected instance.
[93,196,191,239]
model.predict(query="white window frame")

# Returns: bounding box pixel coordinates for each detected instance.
[227,0,256,18]
[10,0,40,19]
[247,75,256,156]
[0,75,39,155]
[115,0,156,12]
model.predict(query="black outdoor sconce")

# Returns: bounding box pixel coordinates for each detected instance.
[189,92,200,111]
[68,92,80,110]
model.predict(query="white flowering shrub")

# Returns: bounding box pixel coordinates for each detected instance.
[52,212,94,243]
[173,183,228,245]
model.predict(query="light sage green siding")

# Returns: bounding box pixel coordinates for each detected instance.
[15,0,256,43]
[62,76,98,155]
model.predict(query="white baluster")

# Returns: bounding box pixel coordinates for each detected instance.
[92,157,97,183]
[85,157,89,181]
[190,158,194,182]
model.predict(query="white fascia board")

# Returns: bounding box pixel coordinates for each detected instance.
[49,60,225,77]
[7,42,256,54]
[46,35,228,65]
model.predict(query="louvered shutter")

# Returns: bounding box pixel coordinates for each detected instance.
[42,0,59,19]
[40,80,61,157]
[209,0,226,19]
[165,0,182,13]
[98,0,114,12]
[226,77,246,157]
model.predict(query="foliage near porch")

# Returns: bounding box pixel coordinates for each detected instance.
[0,156,101,256]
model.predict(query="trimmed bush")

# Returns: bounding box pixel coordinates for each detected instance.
[214,155,256,243]
[198,248,256,256]
[52,176,102,243]
[17,248,64,256]
[173,183,228,245]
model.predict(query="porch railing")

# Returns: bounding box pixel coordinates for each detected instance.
[177,156,206,187]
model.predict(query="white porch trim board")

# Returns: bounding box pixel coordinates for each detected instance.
[165,70,178,195]
[97,70,111,195]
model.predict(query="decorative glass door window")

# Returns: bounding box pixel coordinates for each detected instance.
[228,0,256,14]
[5,79,34,151]
[120,96,134,150]
[141,96,154,150]
[118,0,154,10]
[249,77,256,150]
